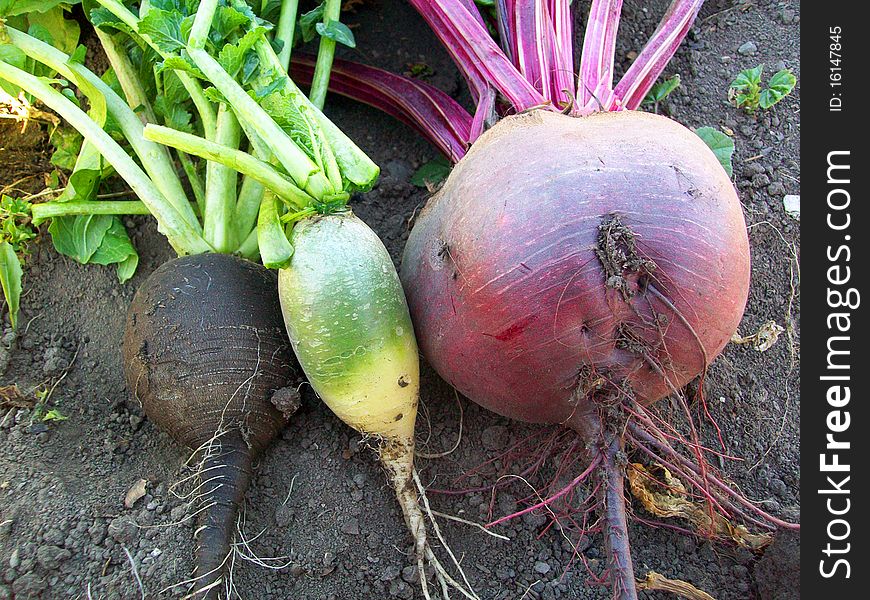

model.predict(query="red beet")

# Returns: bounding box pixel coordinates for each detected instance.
[402,110,750,429]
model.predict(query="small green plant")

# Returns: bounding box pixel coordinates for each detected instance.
[695,126,735,177]
[642,74,681,112]
[0,194,38,328]
[411,156,451,190]
[40,408,68,422]
[729,65,796,113]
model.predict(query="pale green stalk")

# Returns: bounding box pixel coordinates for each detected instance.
[202,105,242,252]
[32,201,154,221]
[275,0,300,70]
[94,0,217,138]
[309,0,342,110]
[143,125,315,210]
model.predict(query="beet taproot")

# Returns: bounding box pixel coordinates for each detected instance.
[401,110,750,427]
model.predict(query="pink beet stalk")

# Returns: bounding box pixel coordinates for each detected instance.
[291,56,473,161]
[548,0,575,105]
[611,0,704,109]
[577,0,624,108]
[407,0,545,110]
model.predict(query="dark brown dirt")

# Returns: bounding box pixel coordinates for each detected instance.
[0,1,799,598]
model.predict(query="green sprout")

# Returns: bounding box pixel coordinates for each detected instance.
[729,65,796,113]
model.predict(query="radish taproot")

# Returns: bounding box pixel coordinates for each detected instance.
[123,253,301,598]
[289,1,800,597]
[277,212,475,599]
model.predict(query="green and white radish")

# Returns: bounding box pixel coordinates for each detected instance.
[278,212,475,600]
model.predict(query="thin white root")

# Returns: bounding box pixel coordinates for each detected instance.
[381,438,480,600]
[418,390,464,460]
[122,545,146,600]
[414,470,480,600]
[429,510,510,541]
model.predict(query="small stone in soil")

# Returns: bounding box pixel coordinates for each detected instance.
[534,561,551,575]
[738,41,758,55]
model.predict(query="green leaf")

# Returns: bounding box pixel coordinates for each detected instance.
[299,4,325,43]
[26,23,54,48]
[115,253,139,283]
[411,156,452,188]
[48,214,114,264]
[258,192,293,269]
[26,6,80,54]
[643,74,681,105]
[217,27,266,77]
[0,43,26,96]
[0,0,65,18]
[68,45,87,65]
[695,127,735,177]
[41,408,68,422]
[210,5,252,44]
[154,96,193,132]
[203,86,227,104]
[89,7,136,37]
[49,127,84,171]
[64,169,102,203]
[730,65,763,91]
[315,20,356,48]
[139,8,188,53]
[759,68,796,109]
[150,0,196,16]
[0,241,23,328]
[729,65,763,111]
[89,217,138,283]
[159,55,206,79]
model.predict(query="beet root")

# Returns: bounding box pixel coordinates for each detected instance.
[123,253,302,598]
[401,110,752,598]
[402,110,749,424]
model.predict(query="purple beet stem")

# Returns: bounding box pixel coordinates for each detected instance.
[292,1,704,160]
[599,431,639,600]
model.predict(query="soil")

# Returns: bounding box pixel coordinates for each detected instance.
[0,1,800,599]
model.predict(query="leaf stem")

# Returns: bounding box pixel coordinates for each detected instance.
[143,124,313,211]
[309,0,341,110]
[275,0,300,71]
[186,46,332,198]
[93,0,217,138]
[202,105,242,252]
[31,201,154,221]
[6,28,202,232]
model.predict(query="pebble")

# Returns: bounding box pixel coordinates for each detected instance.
[737,41,758,56]
[534,561,551,575]
[780,8,796,24]
[380,565,401,581]
[401,565,419,584]
[341,518,360,535]
[107,516,138,545]
[35,545,71,571]
[751,173,771,188]
[289,563,304,577]
[7,550,18,570]
[767,181,787,196]
[42,347,69,375]
[769,478,789,498]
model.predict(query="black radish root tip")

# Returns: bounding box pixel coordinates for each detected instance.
[123,253,302,599]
